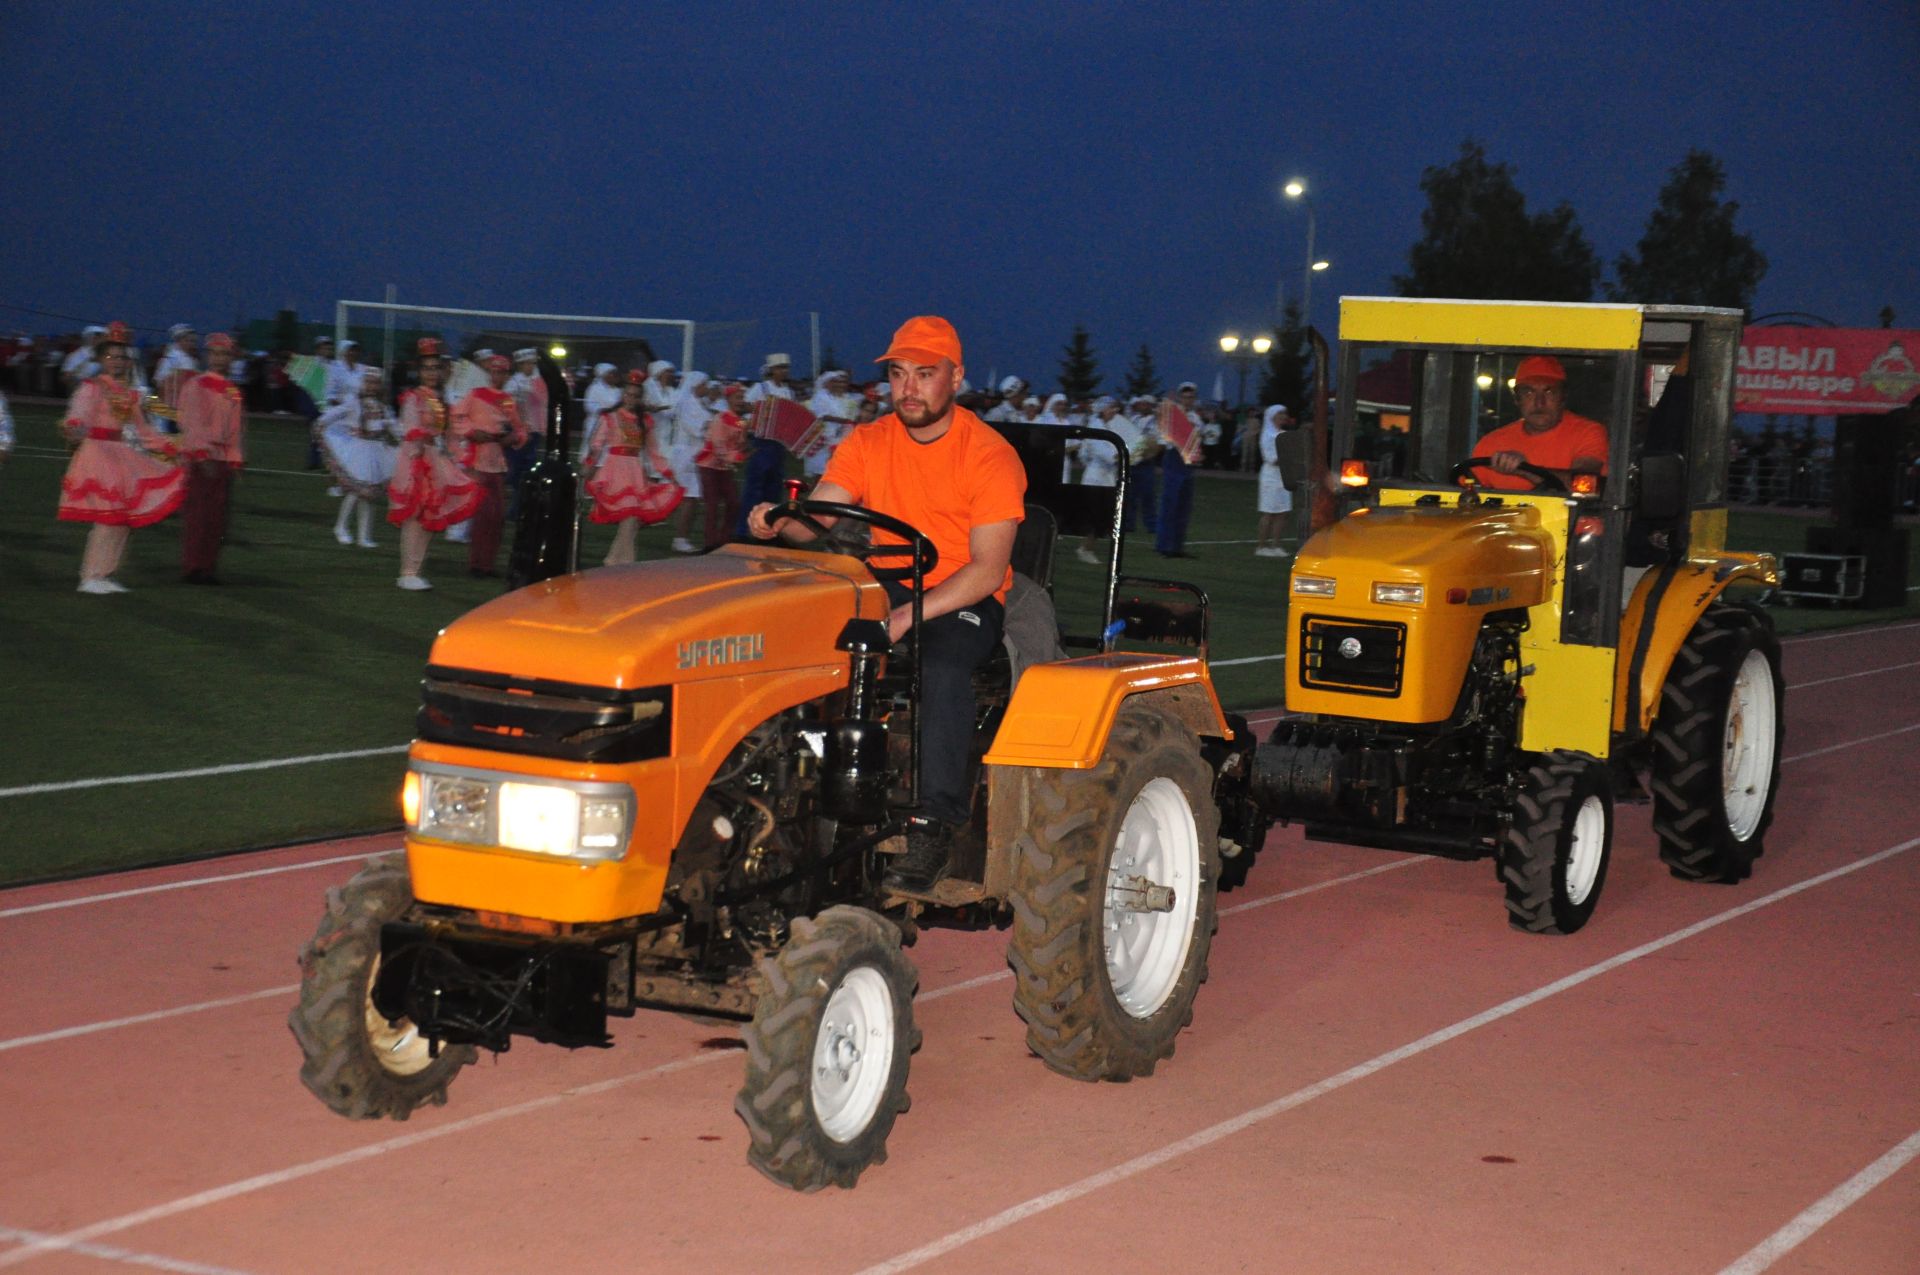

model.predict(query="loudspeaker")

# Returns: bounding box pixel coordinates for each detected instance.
[1830,414,1903,530]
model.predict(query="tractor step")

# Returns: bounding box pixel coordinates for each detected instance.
[882,877,987,909]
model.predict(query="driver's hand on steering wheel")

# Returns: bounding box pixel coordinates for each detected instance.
[745,502,783,539]
[1487,449,1529,474]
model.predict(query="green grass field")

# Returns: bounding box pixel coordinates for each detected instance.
[2,399,1914,884]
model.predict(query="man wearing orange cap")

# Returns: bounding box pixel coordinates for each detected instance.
[1469,355,1610,492]
[747,316,1027,891]
[176,334,247,583]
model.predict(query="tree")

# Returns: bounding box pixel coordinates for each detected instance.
[1122,342,1161,399]
[1058,325,1101,400]
[1609,150,1767,311]
[1395,140,1599,302]
[1260,300,1309,412]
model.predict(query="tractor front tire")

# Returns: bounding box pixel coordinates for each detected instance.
[1008,700,1220,1081]
[288,855,474,1120]
[1651,604,1784,884]
[1499,751,1614,935]
[734,906,919,1191]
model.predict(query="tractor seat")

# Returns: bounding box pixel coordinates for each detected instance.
[1010,504,1058,594]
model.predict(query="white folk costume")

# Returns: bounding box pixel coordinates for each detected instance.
[1039,393,1078,482]
[804,375,857,480]
[1258,405,1292,514]
[319,388,398,547]
[324,354,367,407]
[1076,400,1127,488]
[668,371,715,500]
[581,365,624,461]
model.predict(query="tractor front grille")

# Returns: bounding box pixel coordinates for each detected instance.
[1298,616,1406,697]
[418,665,672,763]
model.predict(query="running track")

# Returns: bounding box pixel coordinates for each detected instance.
[2,622,1916,1274]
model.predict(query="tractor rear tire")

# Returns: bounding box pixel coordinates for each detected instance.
[1007,700,1220,1081]
[734,906,919,1191]
[288,854,475,1120]
[1499,751,1614,935]
[1650,603,1784,884]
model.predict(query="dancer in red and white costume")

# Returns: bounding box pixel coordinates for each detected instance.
[175,333,246,584]
[58,323,186,594]
[451,353,527,577]
[387,338,481,590]
[584,371,682,565]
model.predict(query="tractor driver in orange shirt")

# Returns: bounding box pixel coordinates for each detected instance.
[1469,354,1610,492]
[747,315,1027,893]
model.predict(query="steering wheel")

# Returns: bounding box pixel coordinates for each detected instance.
[771,498,938,585]
[1448,458,1570,494]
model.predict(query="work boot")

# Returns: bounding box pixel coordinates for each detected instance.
[884,818,954,893]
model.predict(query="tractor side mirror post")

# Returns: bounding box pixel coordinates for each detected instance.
[1637,453,1688,521]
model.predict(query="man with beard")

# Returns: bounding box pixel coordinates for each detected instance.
[746,316,1026,892]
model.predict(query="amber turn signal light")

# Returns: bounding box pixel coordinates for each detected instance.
[1339,459,1370,488]
[1569,472,1600,496]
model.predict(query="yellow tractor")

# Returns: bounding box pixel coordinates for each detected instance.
[289,414,1266,1190]
[1248,298,1784,933]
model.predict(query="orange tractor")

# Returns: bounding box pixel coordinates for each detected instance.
[290,408,1269,1190]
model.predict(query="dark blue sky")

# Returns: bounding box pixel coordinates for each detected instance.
[4,1,1915,386]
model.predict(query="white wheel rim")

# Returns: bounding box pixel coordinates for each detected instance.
[363,955,434,1077]
[1723,649,1778,841]
[1564,794,1607,906]
[1103,777,1201,1019]
[811,966,895,1143]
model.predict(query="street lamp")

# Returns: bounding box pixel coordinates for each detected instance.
[1217,331,1274,409]
[1284,178,1320,330]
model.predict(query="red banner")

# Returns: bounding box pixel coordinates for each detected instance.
[1736,327,1920,415]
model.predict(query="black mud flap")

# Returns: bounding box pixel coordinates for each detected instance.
[374,922,618,1051]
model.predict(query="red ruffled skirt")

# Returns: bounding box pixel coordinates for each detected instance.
[586,454,684,525]
[387,440,483,530]
[58,439,187,527]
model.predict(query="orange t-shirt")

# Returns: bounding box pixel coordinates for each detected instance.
[822,406,1027,601]
[1471,411,1610,491]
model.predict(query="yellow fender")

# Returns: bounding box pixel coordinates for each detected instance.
[1614,552,1778,736]
[983,652,1232,769]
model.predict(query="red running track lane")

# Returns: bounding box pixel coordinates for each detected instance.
[1,624,1916,1273]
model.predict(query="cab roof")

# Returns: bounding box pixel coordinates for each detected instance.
[1339,297,1742,353]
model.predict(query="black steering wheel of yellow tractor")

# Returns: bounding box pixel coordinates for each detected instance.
[1448,458,1571,494]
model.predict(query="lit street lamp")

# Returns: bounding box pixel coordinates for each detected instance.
[1283,178,1330,330]
[1218,331,1273,409]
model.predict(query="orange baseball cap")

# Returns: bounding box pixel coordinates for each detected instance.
[1513,355,1566,384]
[875,315,962,368]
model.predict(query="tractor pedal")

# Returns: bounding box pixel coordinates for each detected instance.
[881,878,987,908]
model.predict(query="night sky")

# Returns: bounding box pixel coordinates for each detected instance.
[4,1,1915,387]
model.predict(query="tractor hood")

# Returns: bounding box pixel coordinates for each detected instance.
[1295,500,1555,607]
[427,544,887,690]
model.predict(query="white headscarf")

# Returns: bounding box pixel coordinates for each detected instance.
[1264,404,1287,429]
[675,370,715,435]
[1039,393,1070,425]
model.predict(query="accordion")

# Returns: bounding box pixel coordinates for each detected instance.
[1155,401,1207,465]
[750,397,825,457]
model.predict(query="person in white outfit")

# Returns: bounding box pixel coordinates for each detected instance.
[804,367,857,482]
[1073,395,1130,563]
[1038,392,1077,483]
[744,352,795,405]
[153,324,200,407]
[983,374,1025,422]
[581,363,624,461]
[1256,403,1293,557]
[668,369,721,553]
[317,367,399,548]
[641,359,698,551]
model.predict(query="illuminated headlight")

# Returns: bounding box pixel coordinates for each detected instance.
[1372,582,1425,607]
[1292,575,1336,597]
[409,765,634,862]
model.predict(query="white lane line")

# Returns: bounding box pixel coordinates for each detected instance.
[1785,721,1920,764]
[0,853,1420,1264]
[0,953,1077,1271]
[0,747,407,799]
[1787,659,1920,691]
[0,852,386,920]
[0,986,297,1054]
[1784,619,1920,645]
[1717,1126,1920,1275]
[855,834,1920,1275]
[0,1226,259,1275]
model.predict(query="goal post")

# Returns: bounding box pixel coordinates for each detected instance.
[333,300,696,374]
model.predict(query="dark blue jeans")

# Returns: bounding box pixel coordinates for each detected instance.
[734,439,788,537]
[1155,453,1193,553]
[1125,461,1159,533]
[883,581,1004,826]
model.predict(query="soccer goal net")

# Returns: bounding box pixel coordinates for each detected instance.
[333,299,696,385]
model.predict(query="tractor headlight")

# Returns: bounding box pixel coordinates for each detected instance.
[1371,582,1425,607]
[1292,575,1336,597]
[409,764,634,862]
